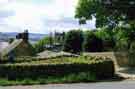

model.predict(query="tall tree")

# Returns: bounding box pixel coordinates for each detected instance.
[75,0,135,27]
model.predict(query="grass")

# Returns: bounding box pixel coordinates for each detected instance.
[2,56,110,65]
[0,72,96,86]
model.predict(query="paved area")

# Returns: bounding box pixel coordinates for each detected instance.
[37,51,79,59]
[1,80,135,89]
[117,67,135,79]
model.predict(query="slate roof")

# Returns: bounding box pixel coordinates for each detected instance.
[1,39,23,57]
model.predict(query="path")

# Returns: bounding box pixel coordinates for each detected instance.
[1,80,135,89]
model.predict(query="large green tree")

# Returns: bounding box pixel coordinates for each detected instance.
[75,0,135,27]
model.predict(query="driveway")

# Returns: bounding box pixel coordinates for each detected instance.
[1,80,135,89]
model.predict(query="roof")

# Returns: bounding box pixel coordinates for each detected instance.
[1,39,23,57]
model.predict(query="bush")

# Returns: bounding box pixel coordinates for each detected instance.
[95,28,115,51]
[83,31,103,52]
[33,36,54,53]
[8,38,14,44]
[115,38,129,51]
[0,57,114,80]
[63,30,84,54]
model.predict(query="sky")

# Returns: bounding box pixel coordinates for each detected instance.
[0,0,95,34]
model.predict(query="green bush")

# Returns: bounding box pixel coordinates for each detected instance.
[0,71,96,86]
[95,28,115,51]
[83,31,103,52]
[0,57,114,80]
[33,36,54,53]
[63,30,84,54]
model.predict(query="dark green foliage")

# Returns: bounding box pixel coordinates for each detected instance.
[83,31,103,52]
[8,38,14,44]
[95,28,116,51]
[33,36,54,53]
[63,30,84,53]
[0,71,96,86]
[75,0,135,27]
[0,57,114,80]
[113,26,135,51]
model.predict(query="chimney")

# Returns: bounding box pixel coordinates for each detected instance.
[16,30,29,42]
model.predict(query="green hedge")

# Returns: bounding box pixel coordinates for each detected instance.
[0,60,114,80]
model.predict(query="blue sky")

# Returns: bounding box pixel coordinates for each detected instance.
[0,0,95,34]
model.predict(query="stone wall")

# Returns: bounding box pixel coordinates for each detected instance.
[83,52,129,69]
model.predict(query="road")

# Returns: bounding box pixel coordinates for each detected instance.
[1,80,135,89]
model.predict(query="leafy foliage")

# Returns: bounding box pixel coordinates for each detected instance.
[63,30,84,54]
[113,26,135,51]
[33,36,54,53]
[8,38,14,44]
[75,0,135,27]
[95,28,115,51]
[83,31,103,52]
[0,56,114,80]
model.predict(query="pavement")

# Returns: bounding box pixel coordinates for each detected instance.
[1,80,135,89]
[117,67,135,79]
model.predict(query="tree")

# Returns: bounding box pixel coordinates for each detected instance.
[83,31,103,52]
[63,30,84,53]
[34,36,54,53]
[8,38,14,44]
[95,27,115,51]
[75,0,135,27]
[113,25,135,50]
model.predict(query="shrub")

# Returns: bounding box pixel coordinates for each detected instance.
[33,36,54,53]
[0,57,114,80]
[63,30,84,54]
[95,28,115,51]
[83,31,103,52]
[115,38,129,51]
[8,38,15,44]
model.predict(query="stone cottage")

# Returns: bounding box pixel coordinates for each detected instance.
[0,30,34,58]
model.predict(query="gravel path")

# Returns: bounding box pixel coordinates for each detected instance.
[1,80,135,89]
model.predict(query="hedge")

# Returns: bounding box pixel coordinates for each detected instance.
[0,60,114,80]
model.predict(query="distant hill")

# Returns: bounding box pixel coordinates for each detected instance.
[0,32,48,43]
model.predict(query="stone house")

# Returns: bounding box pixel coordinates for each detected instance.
[0,30,34,58]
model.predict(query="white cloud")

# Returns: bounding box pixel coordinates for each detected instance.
[0,0,95,34]
[0,0,8,4]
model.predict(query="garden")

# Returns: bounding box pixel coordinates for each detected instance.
[0,56,114,86]
[0,0,135,86]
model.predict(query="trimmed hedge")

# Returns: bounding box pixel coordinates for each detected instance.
[0,59,114,80]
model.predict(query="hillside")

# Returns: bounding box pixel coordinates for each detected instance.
[0,32,48,43]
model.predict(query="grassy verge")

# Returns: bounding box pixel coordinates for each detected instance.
[0,72,96,86]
